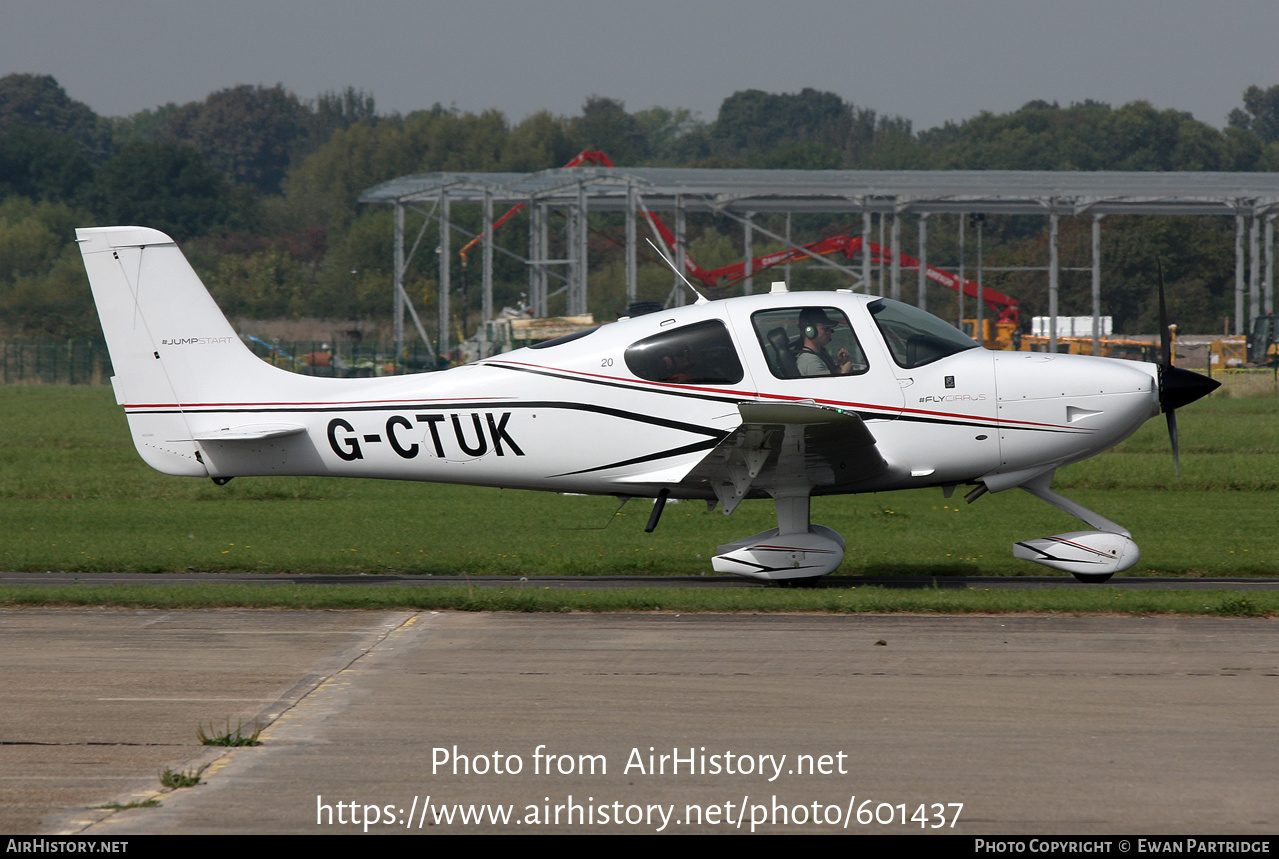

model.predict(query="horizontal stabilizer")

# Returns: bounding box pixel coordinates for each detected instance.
[191,424,307,442]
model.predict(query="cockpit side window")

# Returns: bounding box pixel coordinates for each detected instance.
[624,319,744,385]
[868,298,979,369]
[750,307,868,379]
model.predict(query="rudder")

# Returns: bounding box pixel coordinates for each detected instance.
[77,226,284,476]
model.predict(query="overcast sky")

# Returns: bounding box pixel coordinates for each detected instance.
[6,0,1278,131]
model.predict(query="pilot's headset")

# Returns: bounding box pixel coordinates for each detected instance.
[800,309,832,341]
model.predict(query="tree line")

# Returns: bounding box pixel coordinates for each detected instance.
[4,73,1279,339]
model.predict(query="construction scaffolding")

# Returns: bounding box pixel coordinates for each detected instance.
[360,168,1279,362]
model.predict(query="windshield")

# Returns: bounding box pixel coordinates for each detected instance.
[868,298,979,369]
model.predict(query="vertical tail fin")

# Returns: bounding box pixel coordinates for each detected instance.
[76,226,281,476]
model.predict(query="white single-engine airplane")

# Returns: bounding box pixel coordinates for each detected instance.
[77,226,1218,583]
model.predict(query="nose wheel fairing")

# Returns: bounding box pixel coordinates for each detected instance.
[1013,531,1139,581]
[1010,471,1139,582]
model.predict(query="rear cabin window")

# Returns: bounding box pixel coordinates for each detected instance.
[624,319,744,385]
[751,307,869,379]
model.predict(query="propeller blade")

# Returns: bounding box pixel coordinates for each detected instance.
[1152,257,1218,475]
[1157,258,1172,368]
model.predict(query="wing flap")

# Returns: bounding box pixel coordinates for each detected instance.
[680,400,888,513]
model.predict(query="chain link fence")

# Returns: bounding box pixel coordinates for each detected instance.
[0,340,113,385]
[1,339,444,384]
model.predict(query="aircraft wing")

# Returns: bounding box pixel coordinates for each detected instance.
[679,400,888,513]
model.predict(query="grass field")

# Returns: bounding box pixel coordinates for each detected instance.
[2,385,1275,584]
[0,583,1276,617]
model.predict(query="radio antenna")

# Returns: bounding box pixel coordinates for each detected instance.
[645,238,708,304]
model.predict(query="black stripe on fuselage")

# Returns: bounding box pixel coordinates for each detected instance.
[126,399,723,439]
[126,366,1086,444]
[487,361,746,406]
[128,399,730,477]
[894,411,1089,435]
[550,437,726,477]
[489,361,1090,436]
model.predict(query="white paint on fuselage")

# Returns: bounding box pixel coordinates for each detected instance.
[159,292,1159,503]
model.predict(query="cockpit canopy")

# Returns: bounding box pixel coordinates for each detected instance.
[612,295,979,388]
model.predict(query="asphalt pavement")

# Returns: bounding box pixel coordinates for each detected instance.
[3,608,1276,835]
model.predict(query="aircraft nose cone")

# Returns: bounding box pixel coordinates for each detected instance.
[1161,365,1220,412]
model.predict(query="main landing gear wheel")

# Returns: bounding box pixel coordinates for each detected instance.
[712,497,846,582]
[1071,572,1114,584]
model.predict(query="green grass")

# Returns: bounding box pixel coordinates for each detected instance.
[159,764,207,789]
[0,583,1274,616]
[93,799,162,810]
[198,718,262,747]
[1,386,1276,580]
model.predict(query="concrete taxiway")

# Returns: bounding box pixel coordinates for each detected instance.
[3,609,1276,835]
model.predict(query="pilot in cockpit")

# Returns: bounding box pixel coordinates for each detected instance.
[796,307,854,376]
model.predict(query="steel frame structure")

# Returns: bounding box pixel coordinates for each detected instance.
[360,169,1279,360]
